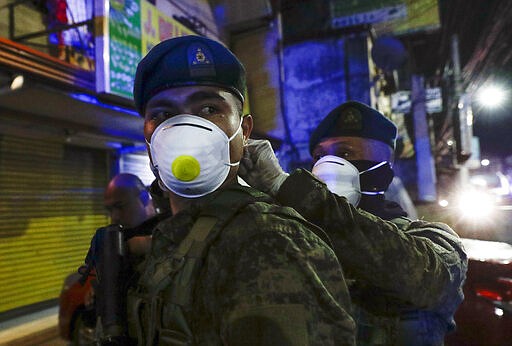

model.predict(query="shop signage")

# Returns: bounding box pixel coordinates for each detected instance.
[391,87,442,114]
[96,0,194,99]
[331,0,440,36]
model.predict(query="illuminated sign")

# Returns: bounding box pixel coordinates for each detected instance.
[331,0,440,36]
[331,0,406,28]
[391,87,442,114]
[373,0,440,35]
[95,0,194,99]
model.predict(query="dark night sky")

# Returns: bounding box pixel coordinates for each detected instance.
[473,98,512,160]
[429,1,512,163]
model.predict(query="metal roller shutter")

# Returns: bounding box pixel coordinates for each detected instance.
[0,134,109,313]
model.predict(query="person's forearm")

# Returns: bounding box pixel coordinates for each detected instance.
[277,169,455,309]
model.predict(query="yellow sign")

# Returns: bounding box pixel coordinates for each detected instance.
[141,0,194,55]
[374,0,440,35]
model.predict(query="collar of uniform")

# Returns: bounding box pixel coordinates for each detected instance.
[154,208,198,248]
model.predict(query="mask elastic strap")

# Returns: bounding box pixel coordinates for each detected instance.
[359,161,388,195]
[361,190,385,195]
[228,117,244,142]
[359,161,388,175]
[225,117,244,167]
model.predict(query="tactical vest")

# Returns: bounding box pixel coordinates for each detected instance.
[126,185,272,346]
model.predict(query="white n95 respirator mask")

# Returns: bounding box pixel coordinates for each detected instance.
[312,155,362,206]
[149,114,242,198]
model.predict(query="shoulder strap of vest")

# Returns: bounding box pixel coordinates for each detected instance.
[144,215,219,346]
[146,185,267,293]
[142,185,269,344]
[147,185,269,285]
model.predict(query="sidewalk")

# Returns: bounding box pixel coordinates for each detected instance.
[0,307,65,346]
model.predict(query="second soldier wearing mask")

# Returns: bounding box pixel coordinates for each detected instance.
[239,100,467,346]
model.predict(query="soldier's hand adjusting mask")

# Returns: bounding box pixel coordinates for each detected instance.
[312,155,362,206]
[148,114,242,198]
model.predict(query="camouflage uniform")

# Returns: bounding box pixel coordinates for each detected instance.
[276,169,468,346]
[127,184,356,345]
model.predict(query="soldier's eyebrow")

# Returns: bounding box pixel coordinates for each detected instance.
[186,91,227,104]
[145,97,178,110]
[334,142,353,148]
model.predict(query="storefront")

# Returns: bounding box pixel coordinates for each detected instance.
[0,0,212,315]
[0,132,109,313]
[0,38,144,315]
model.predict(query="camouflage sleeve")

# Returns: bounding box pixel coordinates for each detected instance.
[214,213,356,346]
[276,169,467,311]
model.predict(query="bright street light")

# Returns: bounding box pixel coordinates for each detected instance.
[438,199,449,208]
[476,85,507,108]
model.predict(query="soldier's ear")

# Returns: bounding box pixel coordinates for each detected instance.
[242,114,253,142]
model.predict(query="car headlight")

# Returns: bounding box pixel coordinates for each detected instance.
[456,190,496,220]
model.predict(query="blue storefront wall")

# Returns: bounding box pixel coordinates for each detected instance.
[278,34,371,170]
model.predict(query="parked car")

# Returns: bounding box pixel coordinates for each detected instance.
[446,238,512,345]
[58,271,96,345]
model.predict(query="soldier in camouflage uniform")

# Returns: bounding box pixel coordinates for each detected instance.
[127,35,356,345]
[239,101,468,345]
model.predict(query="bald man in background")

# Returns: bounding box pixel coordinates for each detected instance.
[103,173,156,259]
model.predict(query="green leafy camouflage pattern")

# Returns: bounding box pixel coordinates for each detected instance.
[276,169,468,346]
[128,184,356,345]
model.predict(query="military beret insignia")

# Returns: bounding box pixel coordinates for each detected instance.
[187,43,215,77]
[339,107,362,131]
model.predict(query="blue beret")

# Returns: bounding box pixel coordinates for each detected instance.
[309,101,397,154]
[133,35,246,114]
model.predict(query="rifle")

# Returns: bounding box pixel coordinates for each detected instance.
[79,213,171,344]
[80,225,130,345]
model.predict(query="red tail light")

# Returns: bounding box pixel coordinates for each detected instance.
[476,289,503,301]
[475,277,512,314]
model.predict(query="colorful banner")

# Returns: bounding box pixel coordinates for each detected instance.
[141,1,159,58]
[108,0,142,98]
[96,0,195,99]
[141,1,194,55]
